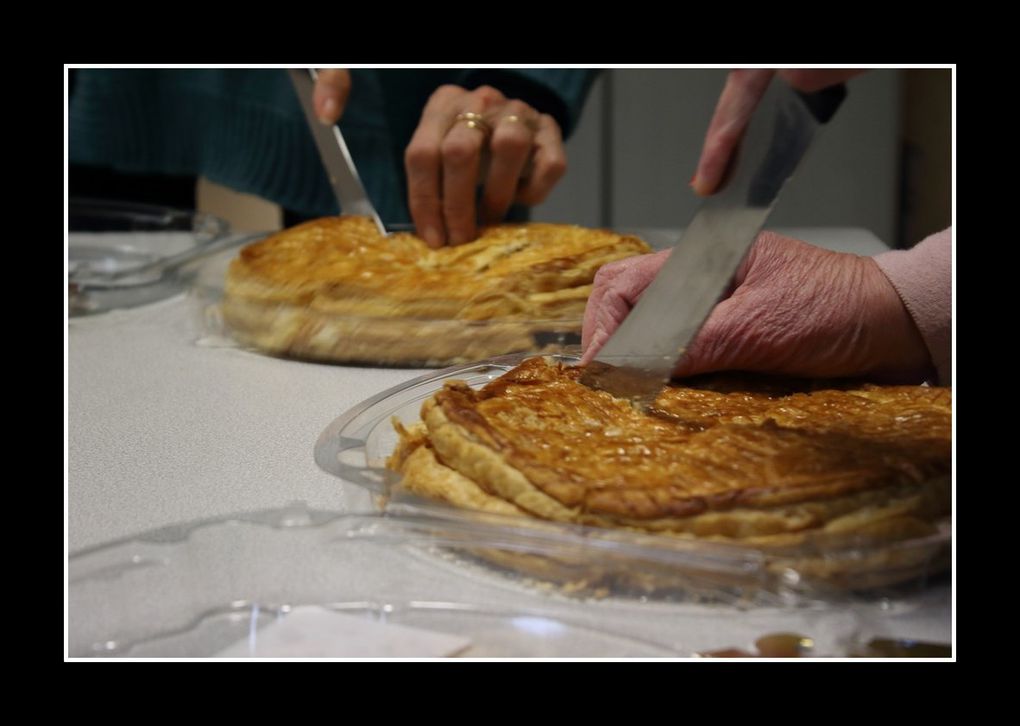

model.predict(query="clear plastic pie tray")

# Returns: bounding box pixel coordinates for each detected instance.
[68,199,233,316]
[67,506,951,658]
[67,507,687,658]
[314,353,952,603]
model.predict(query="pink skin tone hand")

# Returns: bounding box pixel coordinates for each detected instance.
[581,232,934,383]
[691,69,866,197]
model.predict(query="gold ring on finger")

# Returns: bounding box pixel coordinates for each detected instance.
[501,114,539,132]
[452,112,492,137]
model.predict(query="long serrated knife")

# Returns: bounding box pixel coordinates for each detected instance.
[288,68,387,235]
[581,79,846,405]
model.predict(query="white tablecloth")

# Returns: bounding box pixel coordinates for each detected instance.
[68,227,952,656]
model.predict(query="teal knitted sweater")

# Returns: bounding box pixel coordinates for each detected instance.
[69,68,598,224]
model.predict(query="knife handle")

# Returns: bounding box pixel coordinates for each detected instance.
[794,83,848,124]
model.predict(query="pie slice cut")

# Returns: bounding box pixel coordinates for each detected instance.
[389,357,952,551]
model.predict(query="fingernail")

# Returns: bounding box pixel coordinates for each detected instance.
[422,227,443,248]
[317,97,337,125]
[691,178,710,197]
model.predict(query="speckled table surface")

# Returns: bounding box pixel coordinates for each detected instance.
[67,227,952,657]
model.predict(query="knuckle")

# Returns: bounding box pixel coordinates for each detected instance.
[407,199,434,219]
[505,99,532,116]
[473,85,504,105]
[405,143,440,169]
[432,84,463,101]
[491,131,531,157]
[407,187,438,206]
[539,113,561,135]
[443,197,471,215]
[483,189,512,214]
[593,258,627,285]
[440,137,478,165]
[545,156,567,180]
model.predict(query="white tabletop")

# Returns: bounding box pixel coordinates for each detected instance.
[68,227,951,656]
[68,295,410,551]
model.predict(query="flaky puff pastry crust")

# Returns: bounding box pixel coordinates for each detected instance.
[389,357,951,550]
[222,216,650,365]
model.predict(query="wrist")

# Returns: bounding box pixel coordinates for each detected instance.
[859,257,937,383]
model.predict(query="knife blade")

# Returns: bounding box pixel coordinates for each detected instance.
[581,79,847,406]
[288,68,387,235]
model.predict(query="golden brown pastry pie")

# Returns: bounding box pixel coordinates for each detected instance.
[222,216,650,365]
[388,357,952,590]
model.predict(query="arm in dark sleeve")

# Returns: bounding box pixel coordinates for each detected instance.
[457,69,600,138]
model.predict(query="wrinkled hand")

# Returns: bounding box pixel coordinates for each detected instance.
[313,69,352,125]
[691,69,866,197]
[581,232,933,383]
[405,85,566,247]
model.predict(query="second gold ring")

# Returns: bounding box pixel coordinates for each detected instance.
[501,114,540,132]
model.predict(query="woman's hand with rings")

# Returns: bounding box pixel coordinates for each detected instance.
[405,84,567,247]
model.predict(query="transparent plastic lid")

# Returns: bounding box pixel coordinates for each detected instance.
[68,505,950,658]
[68,506,683,658]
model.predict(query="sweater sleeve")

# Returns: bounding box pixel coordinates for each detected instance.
[873,228,953,385]
[457,69,600,138]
